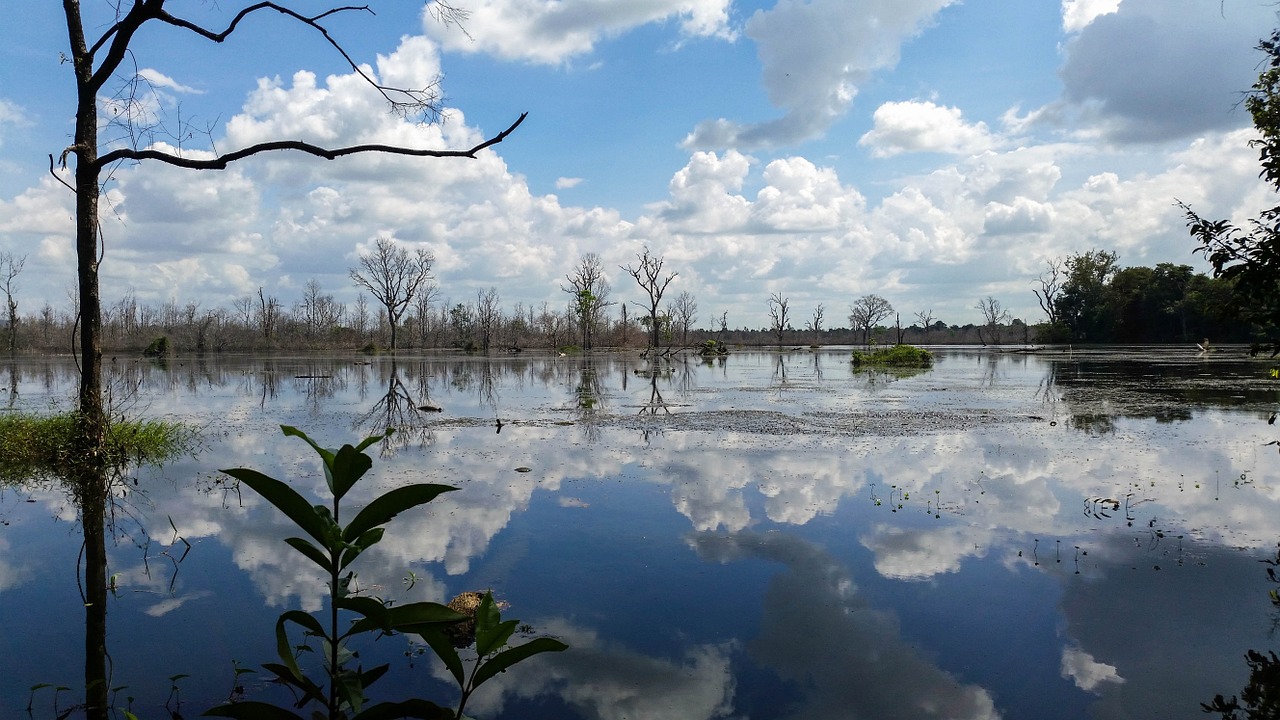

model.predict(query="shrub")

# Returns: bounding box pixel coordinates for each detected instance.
[850,344,934,368]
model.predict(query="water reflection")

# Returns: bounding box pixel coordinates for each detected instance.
[4,348,1280,719]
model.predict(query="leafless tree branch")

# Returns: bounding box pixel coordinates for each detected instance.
[95,112,527,170]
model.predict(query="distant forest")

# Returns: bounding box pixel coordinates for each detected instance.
[0,247,1262,355]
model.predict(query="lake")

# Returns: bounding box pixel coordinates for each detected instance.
[2,347,1279,719]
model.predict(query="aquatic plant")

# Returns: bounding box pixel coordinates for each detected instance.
[850,344,934,368]
[0,411,192,485]
[206,425,565,720]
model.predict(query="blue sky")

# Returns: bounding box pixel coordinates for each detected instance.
[0,0,1276,329]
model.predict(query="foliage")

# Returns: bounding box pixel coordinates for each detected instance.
[1057,249,1119,341]
[1182,30,1280,355]
[1201,649,1280,720]
[699,339,729,356]
[206,426,565,720]
[850,344,934,368]
[0,411,192,485]
[143,336,171,357]
[1038,250,1250,344]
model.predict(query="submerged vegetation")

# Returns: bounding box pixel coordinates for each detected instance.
[0,411,193,484]
[850,344,934,368]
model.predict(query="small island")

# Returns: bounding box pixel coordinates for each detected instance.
[850,344,935,368]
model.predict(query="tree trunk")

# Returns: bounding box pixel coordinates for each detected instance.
[64,4,110,715]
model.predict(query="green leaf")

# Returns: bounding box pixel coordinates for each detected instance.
[337,596,390,636]
[335,667,368,714]
[284,537,332,571]
[260,663,324,704]
[203,700,307,720]
[354,429,393,455]
[472,637,569,688]
[410,626,464,687]
[348,601,466,636]
[473,592,513,657]
[359,663,390,690]
[281,425,335,466]
[222,468,329,547]
[274,610,327,685]
[351,699,453,720]
[331,444,374,501]
[476,618,518,658]
[339,528,384,571]
[343,484,457,542]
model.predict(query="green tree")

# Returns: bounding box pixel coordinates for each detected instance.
[1183,30,1280,354]
[1057,249,1119,342]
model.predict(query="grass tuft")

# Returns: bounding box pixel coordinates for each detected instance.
[0,412,194,485]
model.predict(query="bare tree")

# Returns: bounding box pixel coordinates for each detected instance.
[768,292,791,345]
[623,247,678,352]
[563,253,614,350]
[807,303,825,345]
[256,287,281,341]
[914,308,936,343]
[670,290,698,346]
[1033,258,1064,326]
[849,294,894,346]
[350,237,436,350]
[976,296,1011,345]
[0,252,26,353]
[475,287,502,354]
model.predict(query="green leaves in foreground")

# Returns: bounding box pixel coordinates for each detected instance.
[204,425,565,720]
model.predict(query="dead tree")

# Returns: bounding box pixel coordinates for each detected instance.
[0,252,25,353]
[623,247,677,353]
[350,237,436,350]
[768,292,791,345]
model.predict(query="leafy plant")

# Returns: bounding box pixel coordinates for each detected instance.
[205,425,565,720]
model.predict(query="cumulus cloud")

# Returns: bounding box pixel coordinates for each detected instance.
[1061,645,1125,692]
[683,0,956,149]
[1055,0,1272,143]
[454,621,738,720]
[859,100,1001,157]
[422,0,735,65]
[555,176,584,189]
[1060,0,1120,33]
[694,532,1000,719]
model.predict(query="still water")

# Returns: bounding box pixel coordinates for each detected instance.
[2,347,1278,719]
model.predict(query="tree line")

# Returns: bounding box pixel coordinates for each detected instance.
[5,240,1259,355]
[1032,250,1252,345]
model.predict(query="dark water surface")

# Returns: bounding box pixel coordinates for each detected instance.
[2,347,1279,719]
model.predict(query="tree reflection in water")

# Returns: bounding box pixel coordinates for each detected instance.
[1203,543,1280,720]
[354,359,435,453]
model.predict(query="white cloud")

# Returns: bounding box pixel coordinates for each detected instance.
[859,100,1000,158]
[0,98,28,149]
[555,176,584,189]
[422,0,735,65]
[1061,645,1125,692]
[137,68,204,94]
[1061,0,1120,33]
[684,0,957,149]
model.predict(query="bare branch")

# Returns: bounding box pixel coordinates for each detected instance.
[149,3,444,120]
[95,112,527,170]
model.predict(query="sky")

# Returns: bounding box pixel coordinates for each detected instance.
[0,0,1277,330]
